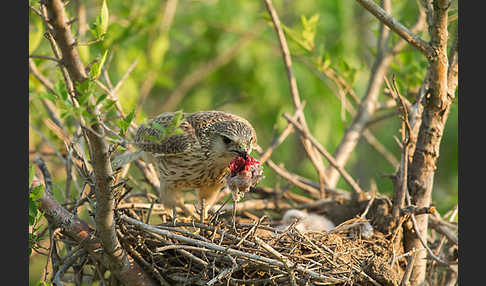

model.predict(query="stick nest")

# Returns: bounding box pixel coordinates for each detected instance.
[115,207,403,286]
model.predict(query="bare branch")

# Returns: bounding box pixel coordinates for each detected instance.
[283,113,366,195]
[44,0,88,83]
[258,101,305,164]
[264,0,328,195]
[355,0,430,56]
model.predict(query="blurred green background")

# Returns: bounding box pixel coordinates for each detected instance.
[29,0,457,284]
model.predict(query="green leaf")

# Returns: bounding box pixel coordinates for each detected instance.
[76,80,93,96]
[102,99,117,111]
[54,81,68,101]
[90,0,109,39]
[95,93,108,106]
[29,164,35,187]
[30,185,44,201]
[300,14,319,51]
[38,92,57,102]
[100,0,110,36]
[90,49,109,80]
[124,108,136,125]
[29,201,38,225]
[116,119,129,136]
[165,110,183,137]
[77,92,91,106]
[151,121,165,132]
[281,24,312,52]
[142,135,160,143]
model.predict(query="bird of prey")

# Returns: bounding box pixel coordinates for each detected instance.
[133,110,257,222]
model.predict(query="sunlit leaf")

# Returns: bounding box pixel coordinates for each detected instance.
[30,185,44,201]
[95,93,108,106]
[90,49,109,80]
[100,0,110,36]
[29,164,35,187]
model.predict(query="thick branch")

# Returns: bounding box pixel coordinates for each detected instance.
[405,1,452,285]
[37,179,157,285]
[41,0,157,284]
[45,0,88,83]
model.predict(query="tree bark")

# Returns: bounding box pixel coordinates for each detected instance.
[404,1,453,285]
[40,1,158,284]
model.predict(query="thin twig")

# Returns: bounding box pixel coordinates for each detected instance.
[258,101,306,164]
[283,113,366,194]
[264,0,328,195]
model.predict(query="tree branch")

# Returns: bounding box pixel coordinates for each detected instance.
[354,0,430,56]
[44,0,88,83]
[264,0,328,196]
[40,1,157,284]
[283,113,366,195]
[325,0,428,188]
[404,1,453,284]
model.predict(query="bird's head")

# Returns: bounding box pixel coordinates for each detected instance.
[281,209,307,226]
[208,120,257,165]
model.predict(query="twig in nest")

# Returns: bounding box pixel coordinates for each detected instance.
[236,216,266,248]
[121,215,345,284]
[206,255,239,286]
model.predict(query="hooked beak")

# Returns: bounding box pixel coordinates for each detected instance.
[231,149,248,159]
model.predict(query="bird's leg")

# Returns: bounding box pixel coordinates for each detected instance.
[232,200,238,233]
[178,201,197,221]
[198,184,222,224]
[172,206,178,226]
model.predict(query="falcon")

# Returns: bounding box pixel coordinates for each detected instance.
[134,110,257,221]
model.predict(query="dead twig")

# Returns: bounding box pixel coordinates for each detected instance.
[283,113,366,194]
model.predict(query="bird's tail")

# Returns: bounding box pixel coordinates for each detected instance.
[111,149,143,169]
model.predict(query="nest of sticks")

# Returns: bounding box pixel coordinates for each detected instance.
[114,189,405,286]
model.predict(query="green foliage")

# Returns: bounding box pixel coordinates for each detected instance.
[89,49,109,80]
[117,108,136,136]
[28,164,45,257]
[143,110,185,142]
[280,13,319,53]
[90,0,110,40]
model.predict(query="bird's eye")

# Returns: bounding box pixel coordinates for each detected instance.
[222,136,232,144]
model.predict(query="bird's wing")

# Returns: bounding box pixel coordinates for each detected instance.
[134,112,199,155]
